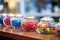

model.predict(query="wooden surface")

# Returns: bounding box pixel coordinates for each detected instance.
[0,27,60,40]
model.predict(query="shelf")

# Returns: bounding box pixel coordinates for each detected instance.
[0,13,60,17]
[25,13,60,17]
[0,27,60,40]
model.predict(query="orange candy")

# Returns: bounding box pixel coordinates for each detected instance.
[22,22,38,31]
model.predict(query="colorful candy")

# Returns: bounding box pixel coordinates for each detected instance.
[55,21,60,34]
[3,17,11,26]
[49,24,55,28]
[11,19,22,28]
[37,23,55,33]
[44,30,47,33]
[22,22,38,31]
[46,28,50,32]
[0,17,3,25]
[56,28,60,34]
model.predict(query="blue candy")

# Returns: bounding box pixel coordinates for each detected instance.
[44,30,47,33]
[0,17,3,25]
[49,24,54,28]
[12,19,22,28]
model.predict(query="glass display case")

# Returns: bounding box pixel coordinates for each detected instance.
[22,17,38,31]
[11,14,23,33]
[56,18,60,35]
[3,14,14,32]
[36,17,55,34]
[3,13,14,27]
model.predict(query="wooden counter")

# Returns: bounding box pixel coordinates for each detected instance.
[0,27,60,40]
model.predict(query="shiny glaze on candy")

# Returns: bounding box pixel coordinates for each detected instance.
[22,22,38,31]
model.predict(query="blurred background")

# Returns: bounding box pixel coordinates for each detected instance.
[0,0,60,22]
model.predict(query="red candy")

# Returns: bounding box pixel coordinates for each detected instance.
[56,28,60,34]
[4,17,11,25]
[22,22,38,31]
[44,24,49,29]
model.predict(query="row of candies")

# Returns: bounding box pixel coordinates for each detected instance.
[0,14,60,34]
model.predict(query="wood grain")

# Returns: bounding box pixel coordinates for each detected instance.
[0,27,60,40]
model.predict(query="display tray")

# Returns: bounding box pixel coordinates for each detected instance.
[0,27,60,40]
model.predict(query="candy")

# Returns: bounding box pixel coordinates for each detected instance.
[36,17,55,33]
[56,28,60,34]
[37,23,55,33]
[49,24,55,28]
[11,19,22,28]
[22,22,38,31]
[0,17,3,25]
[4,17,11,25]
[46,28,50,32]
[41,24,46,27]
[44,24,49,29]
[44,30,47,33]
[38,24,41,28]
[40,29,43,32]
[55,22,60,34]
[50,28,55,30]
[41,27,44,30]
